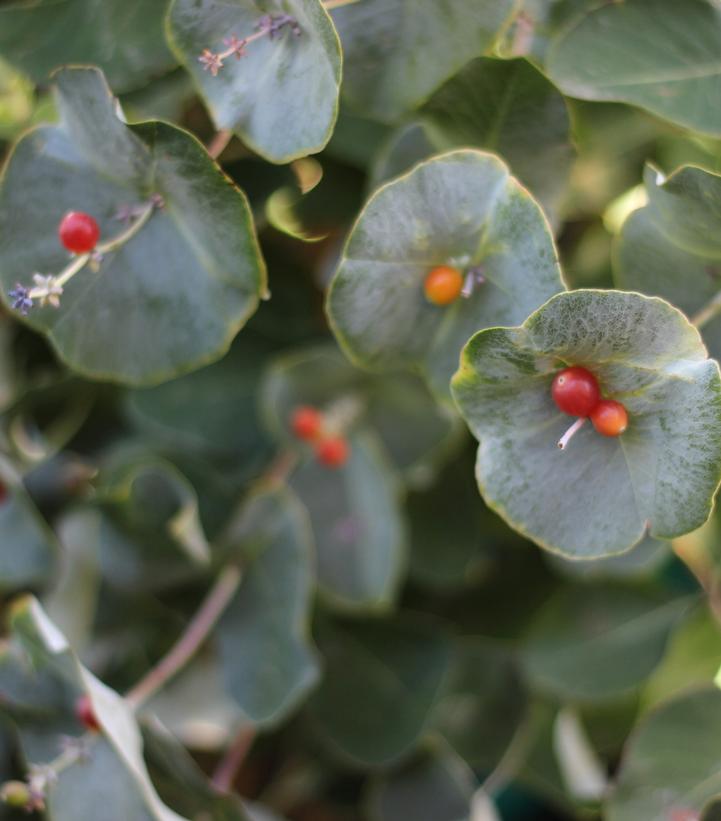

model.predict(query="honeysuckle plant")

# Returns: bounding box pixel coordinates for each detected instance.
[4,2,721,820]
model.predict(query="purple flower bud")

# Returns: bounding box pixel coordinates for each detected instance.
[8,284,33,315]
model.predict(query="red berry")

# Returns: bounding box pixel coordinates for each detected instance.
[590,399,628,437]
[75,694,100,732]
[424,265,464,306]
[316,436,349,468]
[551,366,601,417]
[291,406,324,441]
[58,212,100,254]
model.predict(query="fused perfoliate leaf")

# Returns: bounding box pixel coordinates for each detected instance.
[327,150,565,399]
[167,0,341,163]
[0,66,265,386]
[452,290,721,558]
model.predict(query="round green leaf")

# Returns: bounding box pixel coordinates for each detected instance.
[216,488,320,725]
[546,0,721,135]
[330,0,516,122]
[615,164,721,361]
[327,149,565,399]
[374,58,574,227]
[0,67,265,386]
[522,586,689,701]
[0,0,176,93]
[308,613,453,767]
[452,290,721,558]
[167,0,341,163]
[290,431,407,611]
[607,688,721,821]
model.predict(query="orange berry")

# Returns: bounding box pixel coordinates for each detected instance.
[590,400,628,437]
[423,265,463,306]
[291,406,323,441]
[315,436,349,468]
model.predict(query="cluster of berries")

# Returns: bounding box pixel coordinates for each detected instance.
[290,406,350,468]
[552,366,628,449]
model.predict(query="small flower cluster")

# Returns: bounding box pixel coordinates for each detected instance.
[198,14,302,76]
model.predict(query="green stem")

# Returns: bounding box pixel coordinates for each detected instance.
[691,291,721,329]
[125,564,243,708]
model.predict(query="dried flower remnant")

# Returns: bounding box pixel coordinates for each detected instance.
[198,14,302,76]
[8,195,163,316]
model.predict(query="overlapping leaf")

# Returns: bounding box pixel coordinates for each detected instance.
[0,67,265,386]
[616,164,721,360]
[261,345,460,480]
[327,149,565,398]
[308,614,452,766]
[330,0,516,121]
[452,290,721,557]
[216,488,320,724]
[0,0,175,93]
[290,432,407,611]
[167,0,341,163]
[373,58,573,226]
[0,597,187,821]
[607,688,721,821]
[546,0,721,135]
[522,586,689,701]
[0,465,57,591]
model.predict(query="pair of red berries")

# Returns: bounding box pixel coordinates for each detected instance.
[58,211,100,254]
[291,406,350,468]
[552,366,628,445]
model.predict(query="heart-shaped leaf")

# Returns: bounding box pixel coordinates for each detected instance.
[615,164,721,360]
[0,597,187,821]
[327,149,565,399]
[217,488,320,724]
[329,0,516,122]
[290,431,407,611]
[452,290,721,557]
[307,613,453,766]
[373,58,574,227]
[0,0,176,93]
[522,586,689,701]
[546,0,721,135]
[607,687,721,821]
[0,67,265,386]
[167,0,341,163]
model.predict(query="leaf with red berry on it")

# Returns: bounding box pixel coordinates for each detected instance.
[167,0,341,163]
[0,66,265,387]
[451,289,721,559]
[327,150,565,401]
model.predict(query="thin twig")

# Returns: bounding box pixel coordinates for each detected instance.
[125,564,243,708]
[211,725,257,792]
[691,291,721,329]
[207,129,233,160]
[322,0,362,9]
